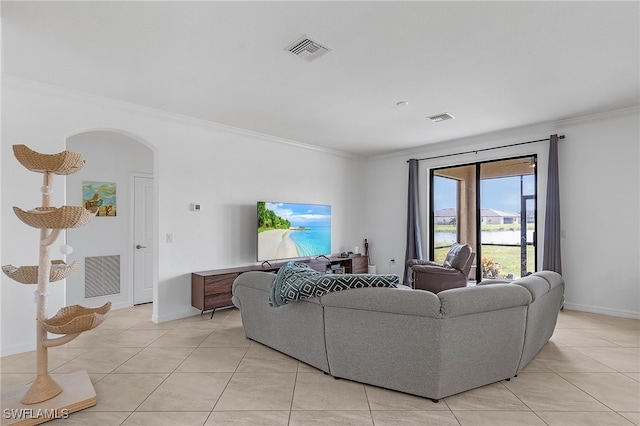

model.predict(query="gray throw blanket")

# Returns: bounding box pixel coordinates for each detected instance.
[269,261,399,307]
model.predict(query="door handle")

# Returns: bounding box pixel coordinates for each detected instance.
[136,245,147,249]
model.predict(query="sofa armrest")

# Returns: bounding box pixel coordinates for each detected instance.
[438,284,532,318]
[410,264,463,276]
[532,271,564,292]
[407,259,441,268]
[511,271,564,302]
[320,287,442,318]
[477,278,511,285]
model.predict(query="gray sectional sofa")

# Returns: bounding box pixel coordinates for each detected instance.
[231,270,564,401]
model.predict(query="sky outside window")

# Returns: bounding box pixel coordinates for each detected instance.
[435,175,534,213]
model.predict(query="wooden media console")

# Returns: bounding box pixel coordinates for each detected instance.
[191,255,369,317]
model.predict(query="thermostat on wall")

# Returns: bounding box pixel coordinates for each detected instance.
[190,203,202,212]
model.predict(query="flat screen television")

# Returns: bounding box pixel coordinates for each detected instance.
[257,201,331,262]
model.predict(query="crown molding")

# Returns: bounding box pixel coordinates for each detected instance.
[4,76,635,164]
[367,105,640,163]
[2,76,365,161]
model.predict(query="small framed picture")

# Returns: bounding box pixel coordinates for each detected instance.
[83,181,116,216]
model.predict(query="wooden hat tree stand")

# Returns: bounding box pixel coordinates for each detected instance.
[1,145,111,425]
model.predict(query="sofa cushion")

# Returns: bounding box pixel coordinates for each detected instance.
[438,284,531,318]
[510,275,550,302]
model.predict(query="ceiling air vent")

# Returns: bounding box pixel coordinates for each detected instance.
[285,36,331,62]
[428,113,455,123]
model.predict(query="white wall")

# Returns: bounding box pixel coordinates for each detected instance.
[557,110,639,317]
[1,78,367,355]
[66,131,153,309]
[365,107,640,319]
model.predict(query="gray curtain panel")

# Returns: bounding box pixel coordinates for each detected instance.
[404,159,423,285]
[542,134,562,274]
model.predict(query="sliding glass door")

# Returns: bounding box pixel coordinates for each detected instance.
[430,155,537,282]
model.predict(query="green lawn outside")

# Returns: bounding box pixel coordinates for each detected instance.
[435,244,535,279]
[433,223,536,278]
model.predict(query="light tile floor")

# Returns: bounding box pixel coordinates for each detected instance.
[1,305,638,425]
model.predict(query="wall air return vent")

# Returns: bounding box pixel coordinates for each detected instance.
[85,255,120,298]
[428,113,455,122]
[285,36,331,62]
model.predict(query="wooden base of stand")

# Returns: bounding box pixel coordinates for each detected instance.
[1,371,96,426]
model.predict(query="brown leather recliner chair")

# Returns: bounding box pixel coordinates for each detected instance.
[407,243,475,293]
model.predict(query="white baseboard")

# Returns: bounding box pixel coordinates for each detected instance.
[563,302,640,320]
[154,307,201,324]
[107,300,135,311]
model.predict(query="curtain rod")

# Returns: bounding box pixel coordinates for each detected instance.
[408,134,565,163]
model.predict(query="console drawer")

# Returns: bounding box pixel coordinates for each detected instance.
[351,256,369,274]
[204,292,233,310]
[204,273,237,295]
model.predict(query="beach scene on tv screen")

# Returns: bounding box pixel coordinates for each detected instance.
[258,202,331,261]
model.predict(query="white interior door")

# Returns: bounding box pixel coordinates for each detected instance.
[133,175,154,304]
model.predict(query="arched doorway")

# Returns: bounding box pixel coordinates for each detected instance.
[65,130,156,310]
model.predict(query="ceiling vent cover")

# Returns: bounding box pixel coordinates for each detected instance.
[428,113,455,122]
[285,36,331,62]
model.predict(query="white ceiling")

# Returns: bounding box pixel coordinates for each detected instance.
[2,1,638,157]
